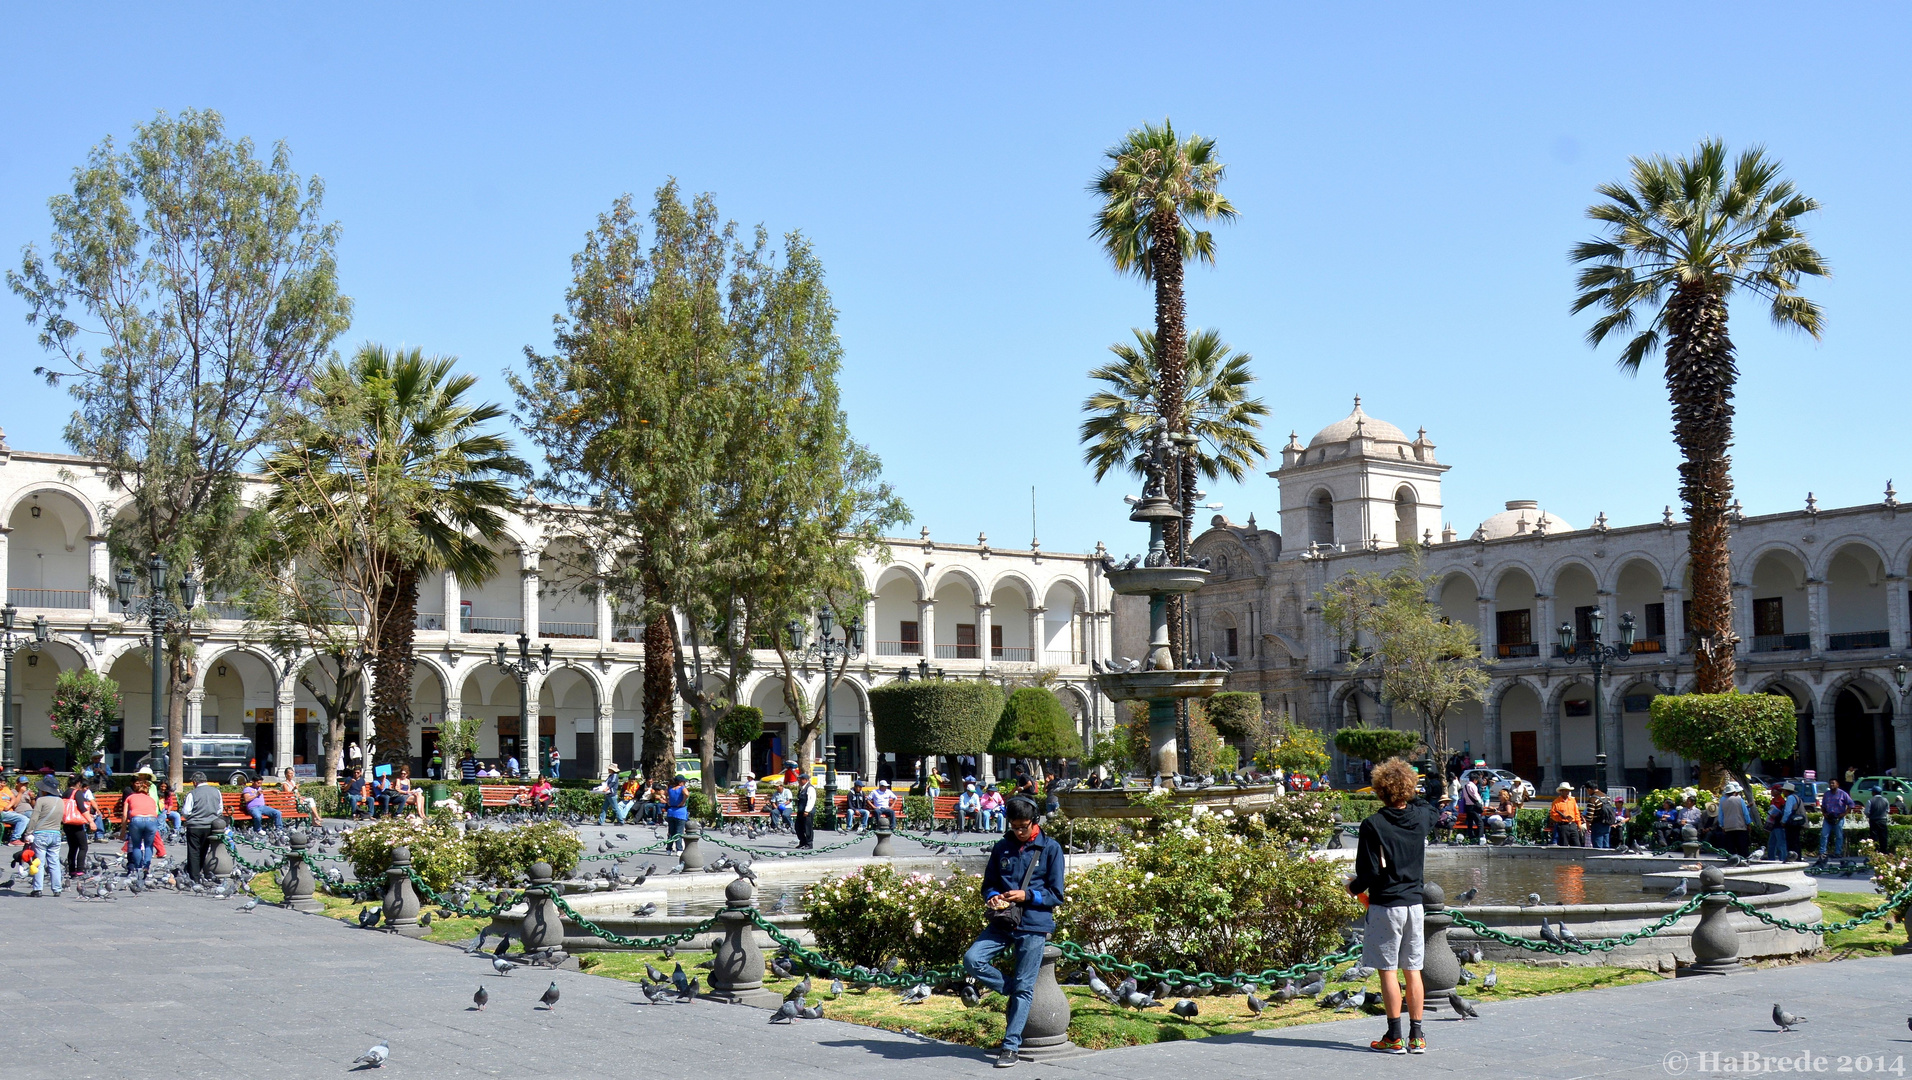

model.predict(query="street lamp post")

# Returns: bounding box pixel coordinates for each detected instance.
[115,555,197,781]
[1555,607,1636,796]
[496,633,552,778]
[788,608,864,796]
[0,605,50,770]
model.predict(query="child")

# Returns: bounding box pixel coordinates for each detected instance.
[1345,757,1438,1055]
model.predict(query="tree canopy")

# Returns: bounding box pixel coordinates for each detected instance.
[1332,726,1423,765]
[989,688,1083,761]
[870,680,1003,757]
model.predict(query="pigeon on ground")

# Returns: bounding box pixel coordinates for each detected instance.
[1323,989,1353,1011]
[786,976,813,1002]
[1773,1004,1806,1032]
[645,962,667,983]
[960,984,982,1008]
[1245,991,1265,1015]
[898,983,932,1004]
[237,896,259,913]
[358,906,379,928]
[1464,945,1485,965]
[829,979,844,999]
[492,958,519,976]
[1665,878,1689,901]
[1296,975,1326,997]
[1455,887,1478,903]
[1458,967,1472,984]
[798,1003,824,1020]
[473,986,488,1011]
[419,911,432,929]
[1449,993,1480,1018]
[1272,981,1298,1005]
[770,1000,800,1023]
[1171,999,1199,1018]
[539,982,560,1011]
[672,964,691,995]
[680,977,700,1002]
[353,1042,390,1068]
[1482,967,1498,989]
[1525,892,1542,906]
[640,982,670,1005]
[1087,970,1116,1003]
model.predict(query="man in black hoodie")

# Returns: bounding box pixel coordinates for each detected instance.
[1345,757,1438,1055]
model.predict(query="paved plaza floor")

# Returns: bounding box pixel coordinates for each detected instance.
[6,877,1910,1080]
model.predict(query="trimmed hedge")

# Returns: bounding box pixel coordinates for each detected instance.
[869,680,1003,757]
[1332,725,1421,764]
[1646,692,1796,771]
[989,688,1082,760]
[1205,692,1261,740]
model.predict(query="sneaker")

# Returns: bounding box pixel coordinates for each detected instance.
[993,1048,1020,1068]
[1370,1036,1406,1055]
[1408,1035,1427,1054]
[29,889,42,898]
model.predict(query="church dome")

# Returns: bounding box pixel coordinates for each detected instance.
[1309,397,1410,448]
[1476,500,1573,540]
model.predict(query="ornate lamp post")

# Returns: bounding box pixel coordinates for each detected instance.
[787,607,864,794]
[0,605,50,769]
[495,632,552,777]
[1555,607,1635,795]
[116,555,197,780]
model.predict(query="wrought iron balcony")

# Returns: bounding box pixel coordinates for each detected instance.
[7,587,89,609]
[875,640,921,656]
[1750,633,1811,653]
[1495,642,1539,659]
[539,620,598,639]
[992,646,1035,662]
[1828,630,1890,652]
[462,615,522,635]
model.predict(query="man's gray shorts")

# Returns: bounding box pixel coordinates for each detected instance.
[1361,903,1425,971]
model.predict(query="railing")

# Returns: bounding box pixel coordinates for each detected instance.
[202,601,249,621]
[462,615,522,635]
[1751,633,1811,653]
[612,624,641,642]
[539,620,598,639]
[934,643,979,660]
[415,612,447,631]
[875,640,921,656]
[992,646,1035,662]
[1629,637,1666,654]
[1495,641,1539,658]
[1044,649,1085,666]
[1334,647,1374,664]
[1828,630,1890,652]
[7,588,89,609]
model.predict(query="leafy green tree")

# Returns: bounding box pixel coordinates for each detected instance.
[1202,691,1262,741]
[990,688,1084,762]
[717,706,764,765]
[870,680,1003,759]
[264,344,526,771]
[1571,140,1827,694]
[1647,692,1795,795]
[49,669,121,770]
[1255,717,1331,778]
[1080,328,1267,486]
[10,108,352,787]
[1332,726,1422,766]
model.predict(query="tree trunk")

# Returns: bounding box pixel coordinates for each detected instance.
[1664,285,1738,695]
[166,644,188,791]
[370,565,419,771]
[642,612,675,783]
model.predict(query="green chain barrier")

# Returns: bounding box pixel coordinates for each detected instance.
[407,871,522,918]
[1722,879,1912,934]
[700,835,867,859]
[1448,896,1708,954]
[548,892,722,949]
[897,830,997,849]
[222,833,288,875]
[741,908,964,988]
[1050,939,1362,991]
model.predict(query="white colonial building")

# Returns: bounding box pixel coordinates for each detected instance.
[1191,399,1912,791]
[0,437,1111,781]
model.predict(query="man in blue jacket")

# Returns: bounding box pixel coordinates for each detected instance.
[964,796,1065,1068]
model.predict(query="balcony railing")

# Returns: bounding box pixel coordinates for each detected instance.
[935,643,980,660]
[203,601,250,622]
[875,640,922,657]
[612,624,641,642]
[1828,630,1890,652]
[8,588,89,610]
[415,612,447,631]
[992,646,1035,662]
[463,615,523,635]
[1630,637,1667,654]
[539,620,598,639]
[1751,633,1811,653]
[1495,641,1539,659]
[1334,647,1374,664]
[1044,649,1085,666]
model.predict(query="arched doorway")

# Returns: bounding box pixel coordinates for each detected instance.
[1834,683,1895,778]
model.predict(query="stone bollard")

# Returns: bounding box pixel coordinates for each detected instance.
[1679,866,1744,976]
[280,829,323,912]
[520,861,566,952]
[207,819,236,878]
[1681,823,1701,860]
[1485,818,1511,846]
[871,828,896,858]
[702,875,783,1007]
[382,846,428,937]
[1417,882,1462,1010]
[1014,945,1078,1060]
[679,824,705,872]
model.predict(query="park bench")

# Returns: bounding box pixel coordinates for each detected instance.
[929,795,960,830]
[221,790,310,826]
[716,792,771,819]
[478,784,535,813]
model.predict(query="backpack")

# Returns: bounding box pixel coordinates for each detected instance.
[1590,797,1615,826]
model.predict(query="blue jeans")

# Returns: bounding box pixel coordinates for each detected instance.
[964,925,1049,1052]
[30,830,61,893]
[846,808,870,830]
[1767,824,1788,861]
[1590,824,1611,848]
[770,804,792,829]
[666,816,685,851]
[1,810,26,842]
[598,792,618,825]
[981,810,1003,832]
[248,805,283,831]
[126,816,160,871]
[163,810,182,834]
[1820,817,1845,858]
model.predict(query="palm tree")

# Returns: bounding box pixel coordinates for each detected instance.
[1571,140,1827,694]
[1080,327,1268,487]
[265,344,527,769]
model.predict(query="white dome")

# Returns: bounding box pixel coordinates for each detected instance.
[1476,500,1573,541]
[1308,397,1410,448]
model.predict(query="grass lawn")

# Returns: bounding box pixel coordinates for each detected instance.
[248,873,493,947]
[1820,892,1910,957]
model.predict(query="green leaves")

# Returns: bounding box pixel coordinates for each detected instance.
[1090,121,1236,280]
[1330,726,1422,764]
[1079,327,1268,483]
[870,680,1004,757]
[989,688,1083,760]
[1646,692,1796,771]
[48,668,121,768]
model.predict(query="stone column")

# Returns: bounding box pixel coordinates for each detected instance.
[358,665,376,765]
[702,875,782,1007]
[88,534,110,620]
[1417,882,1462,1008]
[518,861,565,953]
[383,845,427,937]
[1888,575,1909,651]
[186,688,205,736]
[1806,578,1828,654]
[0,528,9,606]
[976,601,993,669]
[1028,606,1045,665]
[1536,593,1555,655]
[861,709,878,784]
[274,687,296,774]
[1731,581,1755,653]
[207,819,235,877]
[916,599,935,663]
[1895,716,1912,787]
[862,596,878,656]
[1015,945,1077,1060]
[595,701,614,777]
[520,547,540,640]
[1542,696,1561,791]
[281,830,322,912]
[1815,706,1838,780]
[595,552,613,649]
[1679,866,1744,977]
[443,570,462,641]
[1481,688,1502,770]
[1476,596,1494,653]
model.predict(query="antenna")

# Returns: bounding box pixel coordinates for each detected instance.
[1030,486,1038,548]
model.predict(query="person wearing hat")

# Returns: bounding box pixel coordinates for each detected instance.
[869,779,898,832]
[1819,778,1856,860]
[792,774,819,849]
[1716,781,1752,857]
[1766,782,1806,861]
[0,776,29,844]
[596,763,623,826]
[23,774,67,896]
[1547,782,1583,847]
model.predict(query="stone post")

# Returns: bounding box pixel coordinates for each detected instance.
[280,829,322,912]
[1679,866,1744,976]
[519,861,566,953]
[1417,882,1462,1010]
[1681,823,1700,860]
[679,823,706,872]
[871,827,895,857]
[382,845,427,937]
[1014,945,1078,1060]
[207,819,236,878]
[702,875,783,1007]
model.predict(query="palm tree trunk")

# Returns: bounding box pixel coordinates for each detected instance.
[642,612,676,783]
[1665,284,1738,695]
[370,564,420,770]
[1151,208,1192,771]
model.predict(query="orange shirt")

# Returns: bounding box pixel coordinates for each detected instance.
[1549,795,1582,826]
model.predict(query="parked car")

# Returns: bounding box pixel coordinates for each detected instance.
[1852,775,1912,813]
[137,735,257,786]
[1460,768,1533,802]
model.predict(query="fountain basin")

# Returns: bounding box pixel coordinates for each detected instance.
[1104,566,1209,596]
[1055,784,1285,819]
[1095,670,1228,701]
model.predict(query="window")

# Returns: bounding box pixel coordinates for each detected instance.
[956,623,978,659]
[1752,597,1785,638]
[1573,605,1596,644]
[1224,627,1239,657]
[1308,490,1335,547]
[1495,609,1532,645]
[989,624,1004,659]
[899,620,920,655]
[1643,603,1667,639]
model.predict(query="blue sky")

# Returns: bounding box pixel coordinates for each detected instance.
[2,4,1906,555]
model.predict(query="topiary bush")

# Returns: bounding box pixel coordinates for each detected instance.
[806,863,985,969]
[467,821,585,885]
[1332,725,1421,764]
[869,680,1003,757]
[339,817,473,894]
[1646,693,1796,778]
[1337,793,1382,822]
[989,688,1083,761]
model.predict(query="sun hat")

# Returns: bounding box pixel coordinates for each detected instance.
[1557,781,1573,792]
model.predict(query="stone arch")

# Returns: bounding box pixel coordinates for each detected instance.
[1810,534,1892,581]
[1488,563,1541,603]
[195,643,289,694]
[0,482,102,539]
[8,637,99,768]
[1735,539,1812,586]
[1822,669,1898,719]
[1600,551,1670,594]
[869,562,927,602]
[5,486,98,611]
[928,564,986,603]
[986,568,1039,607]
[1822,540,1891,647]
[1542,556,1601,598]
[1393,484,1419,547]
[1307,487,1335,547]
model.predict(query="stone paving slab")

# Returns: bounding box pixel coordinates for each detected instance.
[6,881,1912,1080]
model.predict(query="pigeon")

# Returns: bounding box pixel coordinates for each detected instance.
[1449,993,1480,1018]
[1539,918,1564,947]
[1525,892,1542,906]
[1120,989,1162,1010]
[466,930,491,954]
[1482,967,1498,989]
[1245,991,1265,1015]
[1458,967,1472,984]
[1773,1004,1806,1032]
[1557,922,1581,947]
[1464,945,1485,965]
[672,964,690,995]
[1455,887,1479,904]
[898,983,932,1004]
[770,1000,800,1024]
[353,1042,390,1068]
[1342,965,1376,982]
[492,958,519,976]
[1296,975,1326,997]
[539,982,560,1011]
[1272,981,1298,1005]
[358,906,379,928]
[1665,878,1689,901]
[1323,989,1353,1010]
[798,1003,825,1020]
[680,976,700,1002]
[420,911,433,929]
[1087,970,1116,1002]
[786,976,813,1002]
[237,896,259,913]
[645,962,668,983]
[640,982,670,1005]
[1171,999,1199,1018]
[473,986,488,1011]
[829,979,844,999]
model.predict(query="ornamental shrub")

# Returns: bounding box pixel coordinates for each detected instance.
[339,817,473,894]
[989,688,1083,761]
[467,820,584,885]
[1205,692,1260,740]
[806,862,984,969]
[1058,806,1360,975]
[869,680,1003,757]
[1121,701,1228,775]
[1332,725,1421,764]
[1261,790,1339,849]
[1646,693,1795,775]
[49,668,120,768]
[718,706,764,759]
